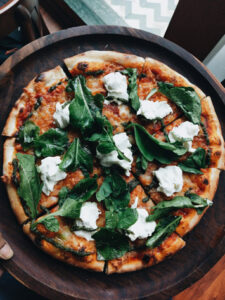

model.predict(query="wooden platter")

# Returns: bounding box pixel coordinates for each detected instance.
[0,26,225,300]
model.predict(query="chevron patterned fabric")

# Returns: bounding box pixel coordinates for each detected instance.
[104,0,178,36]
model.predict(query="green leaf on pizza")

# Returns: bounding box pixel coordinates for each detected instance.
[129,123,187,164]
[92,228,130,260]
[59,138,93,173]
[18,121,40,150]
[96,173,130,210]
[146,215,182,249]
[69,75,104,135]
[34,128,68,157]
[105,208,138,229]
[32,177,98,232]
[16,153,42,219]
[121,68,140,111]
[146,193,212,222]
[158,82,201,124]
[178,148,206,174]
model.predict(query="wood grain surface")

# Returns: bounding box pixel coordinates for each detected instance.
[0,26,225,300]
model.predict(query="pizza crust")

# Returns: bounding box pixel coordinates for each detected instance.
[106,233,185,274]
[2,66,67,137]
[3,138,29,224]
[145,57,206,99]
[23,222,105,272]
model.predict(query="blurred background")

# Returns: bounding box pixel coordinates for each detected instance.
[0,0,225,299]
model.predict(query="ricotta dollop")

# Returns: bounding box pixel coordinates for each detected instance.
[168,121,199,153]
[154,165,183,197]
[103,72,129,104]
[97,132,133,176]
[126,208,156,241]
[74,230,95,241]
[38,156,67,196]
[75,202,100,230]
[137,100,173,120]
[53,102,70,129]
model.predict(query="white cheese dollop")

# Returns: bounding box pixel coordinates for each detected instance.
[103,72,129,104]
[154,165,183,197]
[74,230,95,241]
[126,208,156,241]
[38,156,67,196]
[97,132,133,176]
[53,102,70,128]
[168,121,199,153]
[137,100,173,120]
[75,202,100,230]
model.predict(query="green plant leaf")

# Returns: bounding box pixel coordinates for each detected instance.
[16,153,42,219]
[18,121,40,150]
[121,68,140,111]
[158,82,201,124]
[147,193,212,222]
[130,123,187,164]
[106,208,138,229]
[178,148,206,174]
[34,128,68,157]
[96,173,130,210]
[146,216,181,248]
[59,138,93,172]
[33,177,98,231]
[92,228,130,260]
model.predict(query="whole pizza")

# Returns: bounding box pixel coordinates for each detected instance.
[2,51,224,273]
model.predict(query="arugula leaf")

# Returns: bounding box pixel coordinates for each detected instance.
[85,70,104,76]
[58,186,69,208]
[179,148,206,174]
[18,121,40,150]
[69,75,104,135]
[147,193,212,221]
[130,123,187,164]
[34,128,68,157]
[96,129,130,162]
[96,173,130,210]
[121,68,140,111]
[36,216,59,232]
[127,179,139,192]
[92,228,130,260]
[106,208,138,229]
[158,82,201,124]
[59,138,93,173]
[16,153,42,219]
[33,177,98,231]
[146,216,181,249]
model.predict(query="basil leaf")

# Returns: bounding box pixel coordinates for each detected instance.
[106,208,138,229]
[33,177,98,231]
[58,186,69,208]
[147,193,212,221]
[146,216,181,248]
[122,68,140,111]
[16,153,42,219]
[34,128,68,157]
[158,82,201,124]
[92,228,130,260]
[130,123,187,164]
[179,148,206,174]
[59,138,93,173]
[18,121,40,150]
[96,173,130,210]
[69,75,104,134]
[36,216,59,232]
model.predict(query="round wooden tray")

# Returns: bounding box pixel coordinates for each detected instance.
[0,26,225,300]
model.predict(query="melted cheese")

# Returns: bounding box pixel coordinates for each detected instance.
[137,100,172,120]
[53,102,70,128]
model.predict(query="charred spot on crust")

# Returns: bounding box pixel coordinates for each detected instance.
[19,108,24,113]
[35,73,45,82]
[77,62,88,71]
[142,254,150,264]
[203,179,209,185]
[215,151,221,157]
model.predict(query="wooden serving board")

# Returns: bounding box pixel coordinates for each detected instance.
[0,26,225,300]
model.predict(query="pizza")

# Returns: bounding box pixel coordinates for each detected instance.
[2,51,224,274]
